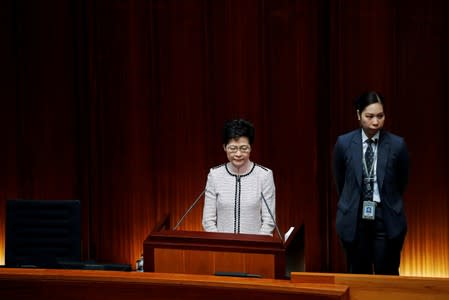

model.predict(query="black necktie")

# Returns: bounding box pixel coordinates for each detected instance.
[365,139,374,174]
[363,139,375,200]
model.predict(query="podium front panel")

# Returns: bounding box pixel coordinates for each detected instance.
[144,228,285,278]
[154,248,275,278]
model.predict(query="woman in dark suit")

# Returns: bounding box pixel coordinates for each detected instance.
[332,91,410,275]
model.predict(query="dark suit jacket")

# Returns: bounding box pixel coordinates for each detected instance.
[333,129,410,242]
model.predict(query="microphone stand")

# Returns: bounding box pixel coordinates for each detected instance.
[173,190,206,230]
[261,192,283,244]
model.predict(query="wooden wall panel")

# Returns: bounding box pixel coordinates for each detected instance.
[0,0,81,264]
[393,0,449,277]
[327,0,449,276]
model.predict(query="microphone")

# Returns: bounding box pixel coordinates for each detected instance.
[260,192,283,243]
[173,189,206,230]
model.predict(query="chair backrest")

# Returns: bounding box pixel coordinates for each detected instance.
[5,199,81,268]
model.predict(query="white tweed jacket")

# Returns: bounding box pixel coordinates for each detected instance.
[202,162,276,235]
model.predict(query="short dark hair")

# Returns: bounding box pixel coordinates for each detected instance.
[355,91,385,113]
[222,119,255,145]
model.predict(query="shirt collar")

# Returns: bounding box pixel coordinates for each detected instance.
[361,129,380,144]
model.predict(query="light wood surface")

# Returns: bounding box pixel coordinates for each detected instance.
[291,272,449,300]
[0,268,348,300]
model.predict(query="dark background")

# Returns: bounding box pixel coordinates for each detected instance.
[1,0,448,276]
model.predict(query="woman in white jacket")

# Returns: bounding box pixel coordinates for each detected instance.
[202,119,276,235]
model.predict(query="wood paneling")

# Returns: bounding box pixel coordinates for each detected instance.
[154,249,275,278]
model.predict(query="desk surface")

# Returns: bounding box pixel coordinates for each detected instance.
[0,268,348,300]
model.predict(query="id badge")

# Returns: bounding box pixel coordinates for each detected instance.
[362,201,376,220]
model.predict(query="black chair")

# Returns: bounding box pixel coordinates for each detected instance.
[5,199,81,268]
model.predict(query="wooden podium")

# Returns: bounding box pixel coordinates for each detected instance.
[143,215,303,279]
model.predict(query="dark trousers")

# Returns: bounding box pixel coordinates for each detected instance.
[341,205,405,275]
